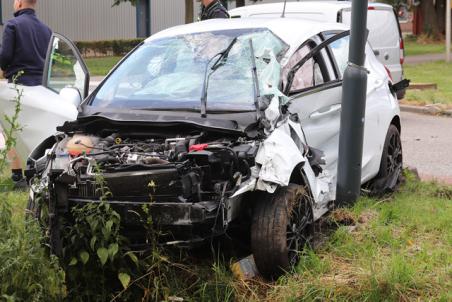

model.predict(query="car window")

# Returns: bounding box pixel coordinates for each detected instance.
[46,36,87,95]
[328,35,350,78]
[342,9,399,48]
[283,44,325,93]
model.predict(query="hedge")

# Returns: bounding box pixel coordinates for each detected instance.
[75,39,145,57]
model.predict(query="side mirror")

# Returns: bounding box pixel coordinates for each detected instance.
[59,87,82,107]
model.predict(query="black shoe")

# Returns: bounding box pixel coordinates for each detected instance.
[13,178,28,191]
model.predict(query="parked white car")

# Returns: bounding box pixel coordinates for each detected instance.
[229,1,407,98]
[23,18,403,278]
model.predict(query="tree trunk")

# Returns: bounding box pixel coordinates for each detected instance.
[185,0,194,23]
[420,0,446,37]
[236,0,245,7]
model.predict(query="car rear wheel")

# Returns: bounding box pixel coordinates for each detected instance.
[370,125,403,195]
[251,184,313,279]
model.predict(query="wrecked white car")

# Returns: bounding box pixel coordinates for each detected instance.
[26,18,403,278]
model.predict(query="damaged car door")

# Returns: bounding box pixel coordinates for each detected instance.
[286,31,350,188]
[0,33,88,161]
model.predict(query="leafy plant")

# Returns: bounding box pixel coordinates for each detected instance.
[0,194,66,301]
[0,72,24,173]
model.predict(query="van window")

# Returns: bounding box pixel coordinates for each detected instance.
[342,9,399,48]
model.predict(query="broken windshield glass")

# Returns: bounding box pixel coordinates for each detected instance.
[90,29,289,112]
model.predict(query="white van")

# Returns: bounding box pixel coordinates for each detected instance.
[230,1,406,98]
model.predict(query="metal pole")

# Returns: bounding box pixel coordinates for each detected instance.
[336,0,369,205]
[447,0,451,62]
[136,0,151,38]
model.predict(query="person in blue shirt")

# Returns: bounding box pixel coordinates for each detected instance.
[0,0,52,86]
[0,0,52,188]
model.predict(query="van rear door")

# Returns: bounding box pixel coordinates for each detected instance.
[340,6,403,83]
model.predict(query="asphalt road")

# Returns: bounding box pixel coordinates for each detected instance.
[1,110,451,184]
[401,111,452,184]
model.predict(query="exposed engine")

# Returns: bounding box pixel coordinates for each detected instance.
[54,133,259,205]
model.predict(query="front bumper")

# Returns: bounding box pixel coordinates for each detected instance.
[68,198,221,247]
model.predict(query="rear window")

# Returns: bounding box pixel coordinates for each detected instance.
[342,9,400,48]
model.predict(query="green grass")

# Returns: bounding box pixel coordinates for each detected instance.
[84,56,122,76]
[405,40,445,57]
[404,61,452,106]
[1,172,451,301]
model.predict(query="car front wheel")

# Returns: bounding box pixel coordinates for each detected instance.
[251,184,313,279]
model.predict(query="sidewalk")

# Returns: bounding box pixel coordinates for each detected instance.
[405,53,451,65]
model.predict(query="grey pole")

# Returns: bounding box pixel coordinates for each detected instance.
[336,0,369,205]
[136,0,151,38]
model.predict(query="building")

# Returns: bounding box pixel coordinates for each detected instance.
[0,0,287,42]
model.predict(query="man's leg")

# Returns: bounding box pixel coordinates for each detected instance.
[9,148,23,180]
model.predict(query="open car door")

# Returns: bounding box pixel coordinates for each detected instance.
[0,33,89,162]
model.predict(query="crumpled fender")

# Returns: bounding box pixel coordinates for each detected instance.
[255,124,305,193]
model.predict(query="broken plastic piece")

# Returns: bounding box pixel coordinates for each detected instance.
[189,144,209,152]
[231,255,259,280]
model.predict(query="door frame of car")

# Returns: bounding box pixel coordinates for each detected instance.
[42,32,91,99]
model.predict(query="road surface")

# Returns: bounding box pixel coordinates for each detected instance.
[400,111,452,184]
[1,110,452,184]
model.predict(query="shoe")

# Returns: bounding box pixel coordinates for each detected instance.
[13,178,28,191]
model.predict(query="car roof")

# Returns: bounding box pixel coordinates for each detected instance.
[229,1,393,17]
[146,17,348,52]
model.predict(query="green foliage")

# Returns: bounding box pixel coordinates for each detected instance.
[75,39,144,57]
[0,72,24,174]
[112,0,136,6]
[0,195,66,301]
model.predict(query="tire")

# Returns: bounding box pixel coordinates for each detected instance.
[371,125,403,194]
[251,184,313,279]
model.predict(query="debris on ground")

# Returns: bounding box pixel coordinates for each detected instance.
[231,255,259,280]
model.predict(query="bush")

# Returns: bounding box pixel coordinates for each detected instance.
[75,39,144,57]
[0,195,66,301]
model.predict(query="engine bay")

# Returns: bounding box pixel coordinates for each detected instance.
[55,132,260,204]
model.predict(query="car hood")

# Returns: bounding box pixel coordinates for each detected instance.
[59,107,258,136]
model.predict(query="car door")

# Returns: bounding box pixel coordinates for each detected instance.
[286,31,349,181]
[0,33,89,161]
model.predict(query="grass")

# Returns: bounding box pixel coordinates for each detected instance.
[404,61,452,106]
[1,171,451,301]
[84,56,122,77]
[405,40,445,57]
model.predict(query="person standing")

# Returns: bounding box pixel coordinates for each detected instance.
[199,0,230,21]
[0,0,52,86]
[0,0,52,188]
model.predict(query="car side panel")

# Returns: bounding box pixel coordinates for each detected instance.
[0,83,78,161]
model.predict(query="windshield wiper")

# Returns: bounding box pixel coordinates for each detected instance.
[200,37,238,118]
[248,39,262,121]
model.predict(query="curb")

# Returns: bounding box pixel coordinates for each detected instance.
[400,104,452,118]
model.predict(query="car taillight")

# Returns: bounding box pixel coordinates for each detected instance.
[368,6,375,10]
[384,66,393,82]
[400,39,405,65]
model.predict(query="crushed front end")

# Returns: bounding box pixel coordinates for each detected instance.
[28,129,260,251]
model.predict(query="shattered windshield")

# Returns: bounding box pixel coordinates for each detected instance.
[90,29,289,111]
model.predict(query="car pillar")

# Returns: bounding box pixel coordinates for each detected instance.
[336,0,369,205]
